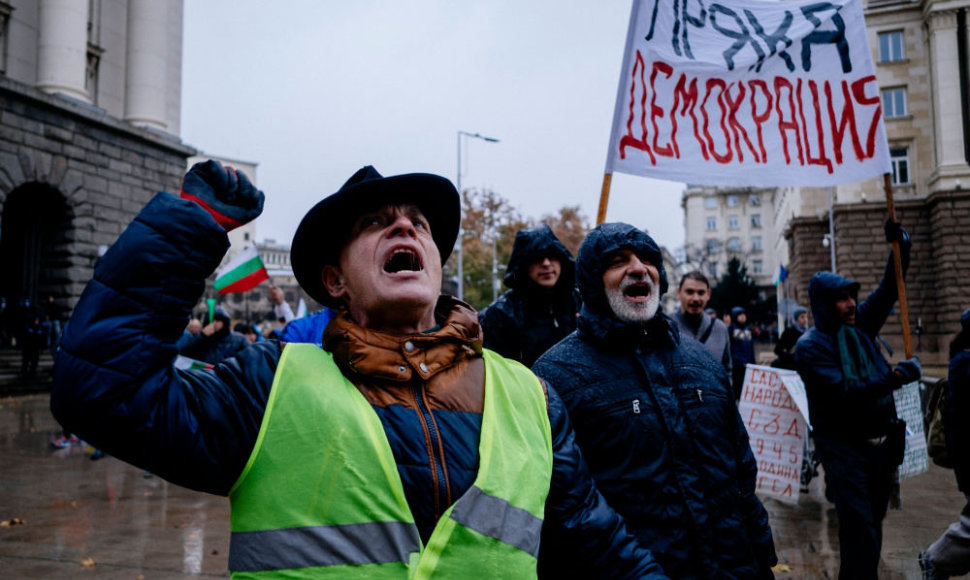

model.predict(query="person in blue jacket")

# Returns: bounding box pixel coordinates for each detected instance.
[50,160,666,578]
[729,306,756,399]
[532,222,777,580]
[794,219,921,580]
[920,307,970,579]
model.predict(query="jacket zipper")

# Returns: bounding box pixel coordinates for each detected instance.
[412,384,448,518]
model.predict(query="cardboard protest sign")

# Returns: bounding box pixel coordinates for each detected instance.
[893,381,930,479]
[605,0,890,187]
[739,365,809,505]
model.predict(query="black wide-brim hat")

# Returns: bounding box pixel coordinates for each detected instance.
[291,165,460,307]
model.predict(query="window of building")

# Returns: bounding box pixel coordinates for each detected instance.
[0,3,12,75]
[243,232,250,241]
[86,0,103,104]
[728,215,739,230]
[749,193,761,206]
[751,236,762,251]
[878,30,904,63]
[706,239,719,254]
[708,262,718,278]
[728,237,740,252]
[285,291,295,303]
[751,214,762,228]
[706,217,717,230]
[704,196,717,209]
[890,147,910,185]
[752,259,763,275]
[881,87,907,118]
[726,195,739,207]
[232,293,243,304]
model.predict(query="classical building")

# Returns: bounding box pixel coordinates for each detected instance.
[682,186,778,288]
[0,0,191,328]
[700,0,970,364]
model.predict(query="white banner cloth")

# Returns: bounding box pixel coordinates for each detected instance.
[605,0,890,186]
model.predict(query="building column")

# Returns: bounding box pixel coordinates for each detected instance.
[927,9,969,177]
[36,0,89,102]
[124,0,169,130]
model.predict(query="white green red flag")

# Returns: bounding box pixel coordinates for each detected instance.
[174,355,214,371]
[214,246,268,295]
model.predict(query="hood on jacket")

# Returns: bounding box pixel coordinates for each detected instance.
[575,223,674,344]
[808,271,860,334]
[730,306,746,325]
[503,224,576,293]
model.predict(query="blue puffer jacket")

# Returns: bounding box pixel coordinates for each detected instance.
[793,238,910,441]
[50,193,665,579]
[532,223,776,580]
[479,224,580,367]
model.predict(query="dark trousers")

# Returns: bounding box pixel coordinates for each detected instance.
[816,435,896,580]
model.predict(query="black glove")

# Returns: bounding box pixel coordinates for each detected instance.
[180,160,264,231]
[884,218,910,246]
[894,356,921,385]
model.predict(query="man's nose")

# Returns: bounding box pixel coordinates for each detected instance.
[627,256,649,275]
[388,214,417,237]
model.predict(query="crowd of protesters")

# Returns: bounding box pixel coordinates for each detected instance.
[37,158,970,579]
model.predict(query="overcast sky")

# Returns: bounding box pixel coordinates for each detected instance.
[181,1,686,251]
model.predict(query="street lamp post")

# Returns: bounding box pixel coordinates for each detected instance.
[455,130,499,301]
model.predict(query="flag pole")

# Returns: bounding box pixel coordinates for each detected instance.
[597,173,613,225]
[883,173,913,359]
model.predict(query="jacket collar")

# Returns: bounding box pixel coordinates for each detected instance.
[323,295,483,382]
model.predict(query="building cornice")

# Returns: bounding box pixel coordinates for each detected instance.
[0,75,196,158]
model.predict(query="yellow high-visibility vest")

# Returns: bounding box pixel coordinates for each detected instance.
[228,344,552,579]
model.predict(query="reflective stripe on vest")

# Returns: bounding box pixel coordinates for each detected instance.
[228,344,552,578]
[229,521,419,572]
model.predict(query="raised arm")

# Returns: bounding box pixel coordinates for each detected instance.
[51,161,275,495]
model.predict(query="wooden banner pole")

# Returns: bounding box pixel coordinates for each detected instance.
[883,173,913,359]
[597,173,613,225]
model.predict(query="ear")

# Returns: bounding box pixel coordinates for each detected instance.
[321,265,347,302]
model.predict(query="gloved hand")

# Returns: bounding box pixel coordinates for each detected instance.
[884,218,911,247]
[893,356,921,385]
[180,160,264,231]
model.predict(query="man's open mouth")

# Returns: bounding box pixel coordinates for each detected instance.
[384,248,423,273]
[623,283,651,298]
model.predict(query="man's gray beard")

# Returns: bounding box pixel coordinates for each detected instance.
[606,275,660,324]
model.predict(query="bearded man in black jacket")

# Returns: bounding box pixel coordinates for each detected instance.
[533,222,777,580]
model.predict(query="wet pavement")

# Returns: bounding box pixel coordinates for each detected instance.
[0,393,966,579]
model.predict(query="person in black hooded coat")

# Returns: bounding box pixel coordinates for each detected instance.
[533,222,776,580]
[793,220,921,580]
[177,306,249,364]
[479,224,580,367]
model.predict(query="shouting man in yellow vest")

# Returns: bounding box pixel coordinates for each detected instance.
[51,160,666,579]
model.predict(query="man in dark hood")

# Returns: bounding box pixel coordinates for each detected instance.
[533,222,777,579]
[794,219,921,580]
[479,224,580,366]
[177,306,249,364]
[729,306,755,399]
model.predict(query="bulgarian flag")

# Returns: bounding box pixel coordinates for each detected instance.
[174,355,215,371]
[214,246,268,295]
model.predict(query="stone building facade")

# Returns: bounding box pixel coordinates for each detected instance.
[781,0,970,364]
[682,0,970,364]
[0,1,191,331]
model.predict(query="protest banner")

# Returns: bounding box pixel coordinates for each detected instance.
[603,0,890,188]
[893,381,930,479]
[739,364,810,505]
